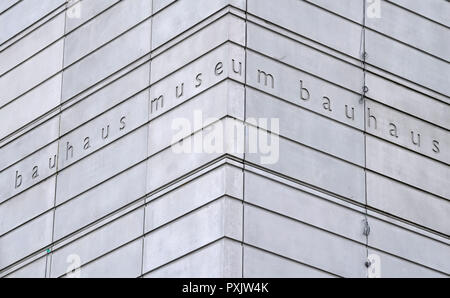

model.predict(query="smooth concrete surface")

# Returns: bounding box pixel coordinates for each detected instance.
[1,0,448,278]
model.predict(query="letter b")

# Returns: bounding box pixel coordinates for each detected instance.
[15,171,22,189]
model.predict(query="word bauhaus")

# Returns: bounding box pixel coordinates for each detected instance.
[13,116,128,190]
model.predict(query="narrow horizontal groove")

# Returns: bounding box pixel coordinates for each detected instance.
[365,26,450,64]
[305,0,450,64]
[61,192,348,279]
[0,0,22,15]
[365,62,450,103]
[302,0,363,25]
[385,0,450,30]
[238,241,342,278]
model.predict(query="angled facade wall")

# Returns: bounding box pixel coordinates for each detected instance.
[0,0,449,278]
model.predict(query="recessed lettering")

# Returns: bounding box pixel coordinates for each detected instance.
[151,95,164,113]
[258,70,275,89]
[299,80,310,101]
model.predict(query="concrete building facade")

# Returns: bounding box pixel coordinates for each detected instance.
[0,0,449,278]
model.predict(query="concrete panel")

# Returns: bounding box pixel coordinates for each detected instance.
[145,239,242,277]
[58,92,148,170]
[0,40,63,107]
[0,141,58,203]
[151,14,245,83]
[151,0,245,49]
[0,74,62,141]
[366,30,450,96]
[247,131,366,203]
[366,136,450,199]
[0,13,65,74]
[0,211,53,269]
[244,205,367,277]
[243,246,334,278]
[368,248,447,278]
[390,0,450,28]
[61,19,151,102]
[0,0,65,44]
[367,172,450,236]
[65,0,120,32]
[55,126,147,205]
[51,208,144,277]
[366,100,449,164]
[147,118,244,192]
[145,165,242,232]
[246,88,365,166]
[248,0,362,58]
[60,62,150,135]
[245,172,366,243]
[53,162,147,240]
[64,239,142,278]
[368,217,450,274]
[0,176,55,236]
[366,73,450,130]
[143,197,242,272]
[64,0,151,66]
[0,116,60,171]
[5,257,47,278]
[247,24,363,95]
[366,1,450,61]
[305,0,363,24]
[148,80,245,156]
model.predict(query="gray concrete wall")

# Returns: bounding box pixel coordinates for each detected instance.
[0,0,448,278]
